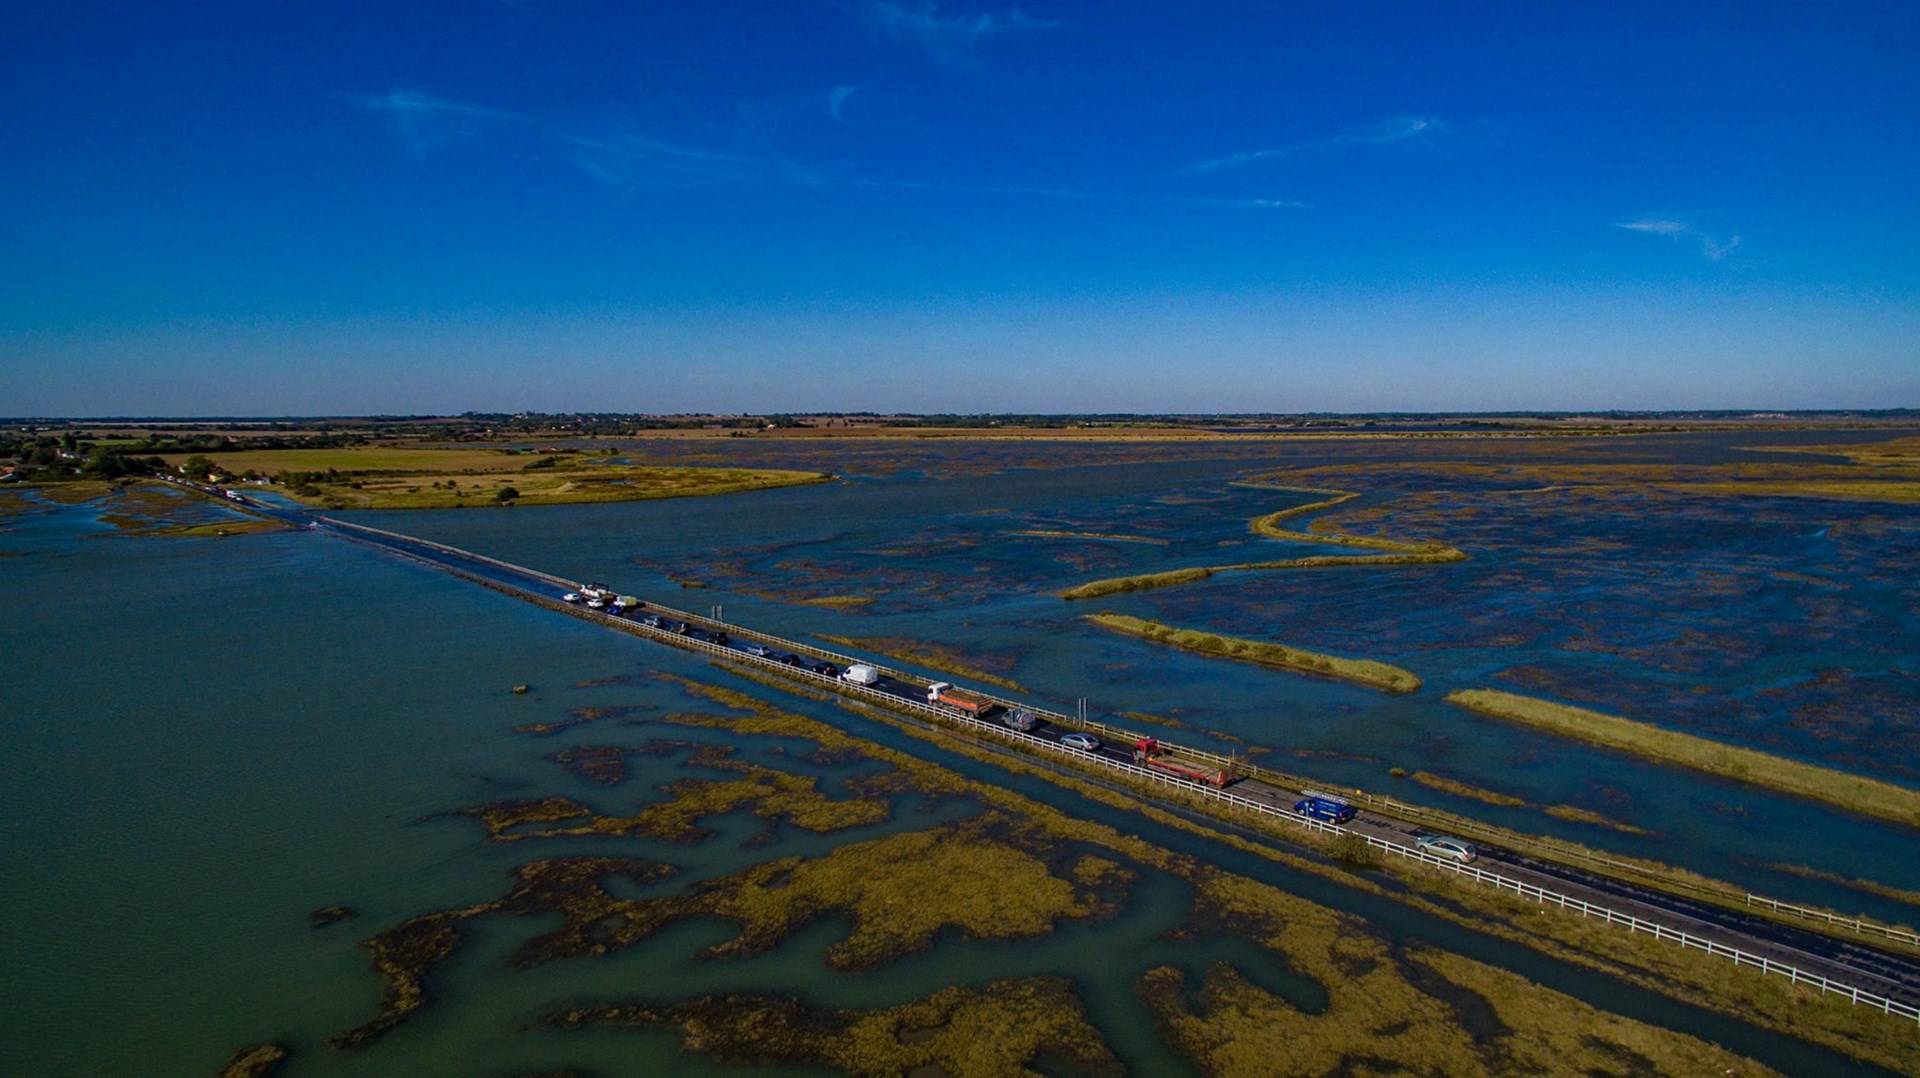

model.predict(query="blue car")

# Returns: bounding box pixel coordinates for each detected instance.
[1058,732,1101,752]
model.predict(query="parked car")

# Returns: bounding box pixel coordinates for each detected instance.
[1058,732,1101,752]
[1294,795,1357,824]
[1416,835,1478,863]
[744,643,773,658]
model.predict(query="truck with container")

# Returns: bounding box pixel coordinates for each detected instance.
[1131,737,1230,787]
[927,682,995,718]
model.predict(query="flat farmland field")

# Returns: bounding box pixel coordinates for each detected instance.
[170,447,832,509]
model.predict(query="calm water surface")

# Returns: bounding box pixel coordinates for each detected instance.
[4,432,1916,1075]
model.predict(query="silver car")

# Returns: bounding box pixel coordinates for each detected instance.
[1416,835,1478,863]
[1058,732,1101,752]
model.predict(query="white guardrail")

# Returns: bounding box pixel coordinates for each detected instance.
[315,519,1920,1026]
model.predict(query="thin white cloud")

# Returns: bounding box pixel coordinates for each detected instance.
[857,177,1301,210]
[1615,218,1742,261]
[866,1,1061,62]
[828,85,858,123]
[349,87,834,191]
[1178,115,1442,175]
[346,90,527,152]
[1615,219,1689,236]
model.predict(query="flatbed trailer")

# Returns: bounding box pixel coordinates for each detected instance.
[1132,737,1230,787]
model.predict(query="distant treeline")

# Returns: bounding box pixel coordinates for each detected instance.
[0,429,366,485]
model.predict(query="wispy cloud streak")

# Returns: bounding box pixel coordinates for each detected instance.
[829,85,858,123]
[866,1,1061,62]
[1177,115,1442,175]
[858,177,1301,210]
[347,90,527,152]
[1615,218,1741,261]
[350,87,835,190]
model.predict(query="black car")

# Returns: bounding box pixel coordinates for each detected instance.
[709,631,729,646]
[809,660,839,677]
[778,653,805,667]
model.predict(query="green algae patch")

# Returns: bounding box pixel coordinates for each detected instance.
[1448,688,1920,829]
[542,975,1121,1076]
[1012,528,1170,544]
[332,910,477,1049]
[1542,803,1655,836]
[454,748,893,845]
[1145,871,1780,1078]
[333,818,1128,1047]
[790,594,876,608]
[217,1042,288,1077]
[333,857,676,1049]
[1086,612,1422,694]
[1410,771,1526,807]
[688,813,1130,969]
[512,705,637,737]
[548,744,648,786]
[813,633,1030,693]
[308,904,356,928]
[1761,862,1920,916]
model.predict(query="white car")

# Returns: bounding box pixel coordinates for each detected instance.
[562,591,583,603]
[1416,835,1478,863]
[1058,732,1101,752]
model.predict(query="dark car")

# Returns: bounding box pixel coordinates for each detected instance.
[709,631,729,646]
[809,660,839,677]
[778,653,805,667]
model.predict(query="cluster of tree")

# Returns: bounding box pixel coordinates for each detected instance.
[0,431,168,483]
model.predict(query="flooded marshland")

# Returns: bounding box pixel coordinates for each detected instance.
[4,428,1918,1075]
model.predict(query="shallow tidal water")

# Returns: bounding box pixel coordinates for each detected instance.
[4,429,1918,1075]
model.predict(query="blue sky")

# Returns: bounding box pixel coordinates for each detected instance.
[3,1,1916,415]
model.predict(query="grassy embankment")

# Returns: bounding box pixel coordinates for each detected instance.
[1058,483,1465,600]
[178,447,832,510]
[1449,689,1920,829]
[1084,613,1421,694]
[1406,771,1652,835]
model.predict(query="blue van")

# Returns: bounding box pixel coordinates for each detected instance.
[1294,794,1356,824]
